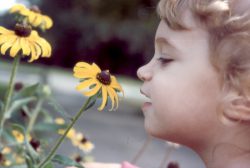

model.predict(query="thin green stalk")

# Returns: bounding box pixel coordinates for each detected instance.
[27,99,44,134]
[37,97,92,168]
[0,56,20,135]
[131,134,152,164]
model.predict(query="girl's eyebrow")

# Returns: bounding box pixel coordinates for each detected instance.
[155,36,177,51]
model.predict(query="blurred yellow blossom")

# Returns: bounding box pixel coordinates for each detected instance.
[72,132,95,153]
[73,62,123,111]
[12,130,24,143]
[9,4,53,30]
[54,118,65,125]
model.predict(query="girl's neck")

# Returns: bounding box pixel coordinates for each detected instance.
[196,138,250,168]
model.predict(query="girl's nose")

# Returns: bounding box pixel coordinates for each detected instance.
[137,63,152,81]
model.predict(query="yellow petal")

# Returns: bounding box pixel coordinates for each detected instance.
[107,87,115,111]
[29,43,37,62]
[19,8,30,16]
[75,62,92,70]
[73,71,94,79]
[98,86,108,111]
[28,12,37,23]
[35,37,51,57]
[0,26,14,35]
[10,38,21,57]
[43,15,53,29]
[33,14,42,27]
[9,4,26,13]
[83,84,101,97]
[113,89,119,110]
[76,78,96,91]
[0,35,10,45]
[91,63,101,73]
[111,76,124,94]
[1,37,16,55]
[20,38,31,56]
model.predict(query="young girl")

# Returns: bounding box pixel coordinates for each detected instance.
[79,0,250,167]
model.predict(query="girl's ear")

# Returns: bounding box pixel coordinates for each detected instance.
[222,91,250,123]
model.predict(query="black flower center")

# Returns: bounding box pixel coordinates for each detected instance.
[14,23,32,37]
[30,5,41,13]
[0,153,3,162]
[80,137,88,144]
[75,155,82,163]
[30,138,40,151]
[96,70,111,85]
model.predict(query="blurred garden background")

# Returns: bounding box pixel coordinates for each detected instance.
[0,0,206,168]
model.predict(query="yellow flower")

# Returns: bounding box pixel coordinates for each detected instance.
[73,62,123,111]
[1,147,11,154]
[0,23,52,62]
[9,4,53,29]
[72,132,95,153]
[54,118,65,125]
[12,130,24,143]
[58,128,76,139]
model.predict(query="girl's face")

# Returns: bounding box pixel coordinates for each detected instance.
[137,19,222,147]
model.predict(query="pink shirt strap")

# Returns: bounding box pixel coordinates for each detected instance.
[121,161,140,168]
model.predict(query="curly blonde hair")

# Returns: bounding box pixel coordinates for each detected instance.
[158,0,250,122]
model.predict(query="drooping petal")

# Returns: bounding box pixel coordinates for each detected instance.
[107,87,115,111]
[28,12,37,23]
[76,78,96,91]
[1,37,16,55]
[109,87,119,110]
[33,14,43,27]
[83,84,101,97]
[111,76,124,94]
[20,38,31,56]
[43,15,53,29]
[98,86,108,111]
[10,38,21,57]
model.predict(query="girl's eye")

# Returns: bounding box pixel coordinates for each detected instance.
[157,57,173,65]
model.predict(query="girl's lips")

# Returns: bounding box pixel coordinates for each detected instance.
[141,102,152,111]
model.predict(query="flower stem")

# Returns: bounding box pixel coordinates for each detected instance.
[37,97,92,168]
[131,134,152,164]
[27,99,44,134]
[0,56,20,136]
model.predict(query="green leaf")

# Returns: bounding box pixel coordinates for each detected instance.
[0,100,3,112]
[4,97,36,119]
[44,161,54,168]
[13,83,40,100]
[52,154,84,168]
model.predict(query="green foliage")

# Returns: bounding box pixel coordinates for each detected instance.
[52,154,84,168]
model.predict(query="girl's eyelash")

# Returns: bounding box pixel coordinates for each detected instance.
[157,57,173,64]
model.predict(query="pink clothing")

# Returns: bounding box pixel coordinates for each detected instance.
[121,162,140,168]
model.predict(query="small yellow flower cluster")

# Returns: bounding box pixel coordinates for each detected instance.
[56,118,95,153]
[10,4,53,30]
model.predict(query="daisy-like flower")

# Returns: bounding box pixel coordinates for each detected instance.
[73,62,123,111]
[71,132,95,153]
[0,23,52,62]
[9,4,53,30]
